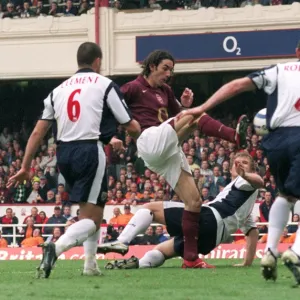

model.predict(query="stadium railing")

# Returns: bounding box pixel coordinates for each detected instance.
[1,222,299,247]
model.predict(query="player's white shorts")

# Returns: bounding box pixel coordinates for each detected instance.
[136,118,191,189]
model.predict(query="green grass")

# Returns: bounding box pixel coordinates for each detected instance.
[0,259,299,300]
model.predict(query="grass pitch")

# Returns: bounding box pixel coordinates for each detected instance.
[0,259,298,300]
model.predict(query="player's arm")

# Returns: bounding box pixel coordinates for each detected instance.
[235,214,259,267]
[242,172,264,189]
[106,82,141,139]
[235,161,264,189]
[181,65,278,117]
[243,228,259,266]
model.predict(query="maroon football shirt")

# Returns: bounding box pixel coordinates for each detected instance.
[120,75,181,131]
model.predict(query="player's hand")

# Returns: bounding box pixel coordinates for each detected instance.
[233,263,250,267]
[235,161,246,178]
[6,168,29,188]
[180,88,194,108]
[176,106,205,122]
[109,137,125,151]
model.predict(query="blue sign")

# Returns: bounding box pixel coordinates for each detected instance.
[136,29,300,62]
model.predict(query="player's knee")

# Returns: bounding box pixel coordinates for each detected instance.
[186,197,202,211]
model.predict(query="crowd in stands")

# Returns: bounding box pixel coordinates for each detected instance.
[0,0,92,18]
[0,0,298,19]
[0,113,299,247]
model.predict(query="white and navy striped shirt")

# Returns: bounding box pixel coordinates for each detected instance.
[41,69,131,143]
[248,61,300,130]
[206,176,258,244]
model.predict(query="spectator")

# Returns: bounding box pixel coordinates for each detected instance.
[266,175,278,199]
[64,0,78,15]
[0,208,18,245]
[20,217,36,243]
[139,226,159,245]
[78,0,89,15]
[186,155,200,173]
[114,190,125,204]
[0,179,10,203]
[44,206,67,234]
[117,205,134,225]
[62,206,73,220]
[200,160,213,177]
[46,227,63,243]
[38,175,49,201]
[35,0,48,15]
[21,228,44,247]
[39,211,49,234]
[0,230,8,248]
[109,207,122,225]
[208,166,226,198]
[125,183,142,199]
[23,207,42,224]
[155,225,169,243]
[40,146,57,176]
[154,189,165,202]
[20,1,35,18]
[287,214,299,234]
[0,128,12,148]
[201,187,213,203]
[26,181,44,204]
[104,224,119,242]
[57,183,70,203]
[2,3,19,18]
[259,191,274,223]
[46,190,56,203]
[48,1,58,16]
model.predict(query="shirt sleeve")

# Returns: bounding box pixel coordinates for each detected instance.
[247,65,278,95]
[166,86,181,117]
[234,176,255,192]
[120,82,134,105]
[105,82,132,125]
[40,92,55,121]
[239,214,257,236]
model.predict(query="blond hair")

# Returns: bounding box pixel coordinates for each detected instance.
[230,152,255,172]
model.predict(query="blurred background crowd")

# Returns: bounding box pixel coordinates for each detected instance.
[0,0,299,19]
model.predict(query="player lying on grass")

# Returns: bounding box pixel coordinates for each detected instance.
[98,152,263,269]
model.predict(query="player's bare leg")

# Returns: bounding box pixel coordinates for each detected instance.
[37,203,103,278]
[98,202,166,255]
[173,112,248,148]
[261,194,296,281]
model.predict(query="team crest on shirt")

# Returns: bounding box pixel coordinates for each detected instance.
[156,94,164,104]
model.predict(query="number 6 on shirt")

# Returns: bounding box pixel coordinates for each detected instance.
[67,89,81,122]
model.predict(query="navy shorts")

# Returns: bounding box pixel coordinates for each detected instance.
[56,140,107,207]
[262,127,300,198]
[164,202,217,256]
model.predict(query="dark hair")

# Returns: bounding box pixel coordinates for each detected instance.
[141,50,175,77]
[77,42,102,67]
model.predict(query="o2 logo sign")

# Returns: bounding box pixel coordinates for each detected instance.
[222,36,241,56]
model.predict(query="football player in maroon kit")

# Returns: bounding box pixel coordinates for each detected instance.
[98,50,248,269]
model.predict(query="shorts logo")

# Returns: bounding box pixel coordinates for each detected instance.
[156,94,164,104]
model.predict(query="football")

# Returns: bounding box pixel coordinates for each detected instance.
[253,108,269,136]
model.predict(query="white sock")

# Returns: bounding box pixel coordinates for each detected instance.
[83,229,100,270]
[291,227,300,257]
[265,196,293,256]
[55,219,96,257]
[139,250,165,268]
[117,208,153,244]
